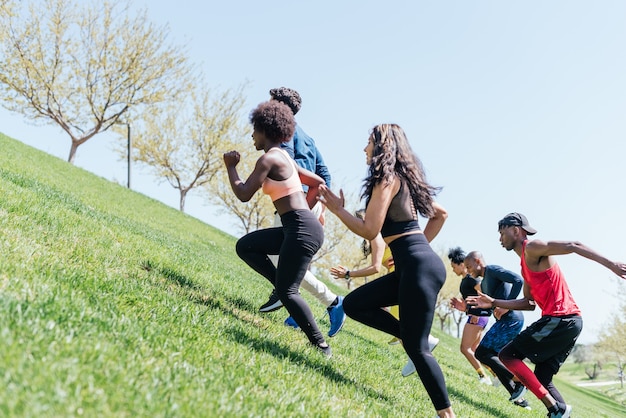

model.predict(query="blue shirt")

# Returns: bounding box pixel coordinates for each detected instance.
[481,265,524,322]
[481,265,523,301]
[281,125,331,189]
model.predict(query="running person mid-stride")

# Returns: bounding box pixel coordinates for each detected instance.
[468,212,626,418]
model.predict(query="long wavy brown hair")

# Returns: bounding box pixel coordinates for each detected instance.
[361,124,441,218]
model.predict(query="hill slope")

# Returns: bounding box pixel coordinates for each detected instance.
[0,133,622,417]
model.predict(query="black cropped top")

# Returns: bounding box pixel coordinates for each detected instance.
[380,179,421,238]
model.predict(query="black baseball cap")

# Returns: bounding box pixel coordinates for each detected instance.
[498,212,537,235]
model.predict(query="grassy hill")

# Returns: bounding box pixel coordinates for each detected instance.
[0,132,623,417]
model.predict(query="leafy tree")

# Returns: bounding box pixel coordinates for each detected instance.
[596,281,626,384]
[129,85,246,212]
[0,0,194,163]
[571,344,593,364]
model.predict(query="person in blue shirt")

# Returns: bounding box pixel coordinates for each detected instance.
[458,251,531,410]
[258,87,345,338]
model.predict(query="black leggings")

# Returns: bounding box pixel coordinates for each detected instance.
[475,345,517,395]
[235,209,325,346]
[343,233,450,410]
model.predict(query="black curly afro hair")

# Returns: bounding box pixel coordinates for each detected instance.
[249,100,296,143]
[447,247,466,265]
[269,87,302,115]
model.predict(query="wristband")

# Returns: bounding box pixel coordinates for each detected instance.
[345,270,350,279]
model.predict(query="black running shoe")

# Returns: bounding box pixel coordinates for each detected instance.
[258,289,283,313]
[509,382,527,402]
[514,398,532,410]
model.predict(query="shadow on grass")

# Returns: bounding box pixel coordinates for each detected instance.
[446,384,513,416]
[146,262,394,363]
[144,267,392,402]
[223,325,392,402]
[141,260,199,290]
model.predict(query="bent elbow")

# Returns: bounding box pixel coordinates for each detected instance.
[363,231,379,241]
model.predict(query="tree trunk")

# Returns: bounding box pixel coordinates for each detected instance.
[179,190,187,212]
[68,141,79,164]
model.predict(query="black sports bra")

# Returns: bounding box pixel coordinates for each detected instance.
[380,179,421,238]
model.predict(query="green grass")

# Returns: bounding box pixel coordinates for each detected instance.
[1,132,624,417]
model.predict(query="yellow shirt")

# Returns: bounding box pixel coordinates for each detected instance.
[382,246,395,273]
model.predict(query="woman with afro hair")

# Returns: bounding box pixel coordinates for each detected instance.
[223,100,330,356]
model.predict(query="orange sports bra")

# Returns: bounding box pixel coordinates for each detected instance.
[262,148,303,202]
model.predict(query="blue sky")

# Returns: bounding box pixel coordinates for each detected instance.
[2,1,625,343]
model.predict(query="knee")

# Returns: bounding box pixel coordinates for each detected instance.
[474,345,489,362]
[343,293,356,317]
[235,237,247,259]
[498,344,514,363]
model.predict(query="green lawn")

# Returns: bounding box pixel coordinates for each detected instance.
[1,132,624,417]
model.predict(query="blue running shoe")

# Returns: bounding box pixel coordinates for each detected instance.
[548,404,571,418]
[284,316,299,329]
[509,382,527,402]
[327,296,346,337]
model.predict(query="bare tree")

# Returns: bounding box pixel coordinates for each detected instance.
[434,255,462,333]
[130,85,246,212]
[0,0,194,163]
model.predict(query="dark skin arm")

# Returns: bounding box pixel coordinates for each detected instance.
[524,239,626,278]
[223,149,324,214]
[467,282,537,312]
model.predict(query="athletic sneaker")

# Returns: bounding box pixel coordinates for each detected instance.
[401,358,416,377]
[327,296,346,337]
[547,404,572,418]
[428,335,440,352]
[388,337,401,345]
[402,336,440,377]
[478,375,493,385]
[315,343,332,358]
[514,399,532,410]
[509,382,528,402]
[284,316,299,329]
[259,289,283,313]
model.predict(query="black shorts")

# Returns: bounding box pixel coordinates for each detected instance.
[512,314,583,373]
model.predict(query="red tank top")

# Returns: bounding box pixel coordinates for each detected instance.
[521,240,581,317]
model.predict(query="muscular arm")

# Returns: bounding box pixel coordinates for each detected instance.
[526,239,626,279]
[223,151,268,202]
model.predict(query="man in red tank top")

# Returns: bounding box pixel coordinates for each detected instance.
[467,212,626,418]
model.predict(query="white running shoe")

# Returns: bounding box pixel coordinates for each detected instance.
[401,336,440,377]
[428,335,440,352]
[478,375,493,385]
[401,358,416,377]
